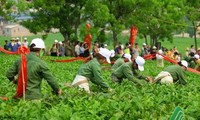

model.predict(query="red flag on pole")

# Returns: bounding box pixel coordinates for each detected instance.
[16,46,30,98]
[129,26,138,47]
[84,23,92,49]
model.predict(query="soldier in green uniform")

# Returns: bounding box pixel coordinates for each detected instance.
[72,48,112,93]
[111,56,153,85]
[6,38,61,100]
[111,53,131,72]
[153,60,188,85]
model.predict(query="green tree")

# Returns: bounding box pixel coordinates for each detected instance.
[185,0,200,50]
[126,0,186,46]
[101,0,132,47]
[0,0,14,19]
[19,0,86,40]
[83,0,111,43]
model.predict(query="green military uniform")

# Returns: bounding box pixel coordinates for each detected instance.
[111,62,146,86]
[111,58,124,72]
[184,56,195,68]
[163,65,187,85]
[6,52,59,100]
[65,44,72,56]
[77,58,109,89]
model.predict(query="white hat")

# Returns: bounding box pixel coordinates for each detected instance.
[143,43,146,46]
[181,60,188,68]
[104,44,108,47]
[153,46,157,49]
[110,50,115,57]
[99,48,111,63]
[194,54,200,59]
[59,41,62,45]
[16,37,19,40]
[30,38,45,49]
[123,54,131,62]
[54,40,58,43]
[158,49,163,54]
[135,56,145,71]
[24,37,27,40]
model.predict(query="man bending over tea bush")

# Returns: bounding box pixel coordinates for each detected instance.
[111,56,153,85]
[153,60,188,85]
[71,48,113,93]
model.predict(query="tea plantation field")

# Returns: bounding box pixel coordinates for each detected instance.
[0,53,200,120]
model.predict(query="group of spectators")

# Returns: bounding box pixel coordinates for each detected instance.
[48,40,90,57]
[3,37,28,52]
[3,38,200,72]
[47,39,200,72]
[184,45,200,71]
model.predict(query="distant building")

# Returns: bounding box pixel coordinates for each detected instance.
[2,24,33,37]
[0,14,59,37]
[0,14,34,37]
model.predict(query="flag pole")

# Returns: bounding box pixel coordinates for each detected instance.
[20,36,26,101]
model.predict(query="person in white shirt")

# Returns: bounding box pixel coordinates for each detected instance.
[156,49,164,67]
[75,41,80,56]
[22,37,29,48]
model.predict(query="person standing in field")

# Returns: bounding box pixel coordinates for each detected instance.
[9,38,20,52]
[6,38,61,100]
[156,49,164,67]
[190,45,196,54]
[131,43,141,58]
[193,54,200,71]
[153,60,188,85]
[4,40,9,50]
[49,43,59,56]
[111,56,153,85]
[141,43,148,57]
[75,41,80,57]
[124,43,131,54]
[92,41,99,57]
[22,37,29,48]
[71,48,112,93]
[65,40,73,56]
[185,47,190,57]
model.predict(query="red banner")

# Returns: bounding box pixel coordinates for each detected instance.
[84,34,92,49]
[0,47,19,54]
[51,57,87,63]
[16,46,30,98]
[129,26,138,47]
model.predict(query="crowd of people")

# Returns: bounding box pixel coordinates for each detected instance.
[48,40,91,57]
[3,37,29,52]
[4,38,200,100]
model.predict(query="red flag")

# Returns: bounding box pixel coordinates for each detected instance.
[86,23,91,30]
[84,34,92,49]
[129,26,138,47]
[84,23,92,49]
[16,46,30,98]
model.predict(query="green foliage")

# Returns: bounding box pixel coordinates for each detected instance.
[0,51,200,119]
[0,0,14,19]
